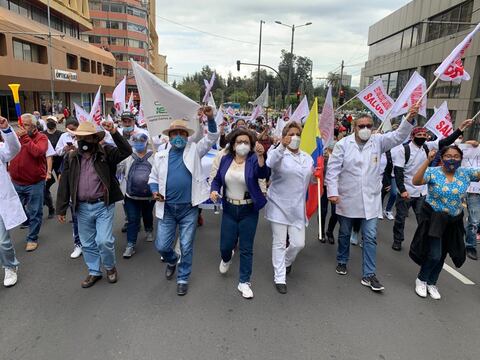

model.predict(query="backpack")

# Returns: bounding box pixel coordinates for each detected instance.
[126,152,153,197]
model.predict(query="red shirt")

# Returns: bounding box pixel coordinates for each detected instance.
[9,131,48,185]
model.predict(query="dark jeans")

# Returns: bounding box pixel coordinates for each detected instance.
[44,167,60,213]
[71,204,81,246]
[381,178,397,212]
[220,202,259,283]
[418,236,446,285]
[320,188,338,235]
[124,196,155,246]
[393,196,425,244]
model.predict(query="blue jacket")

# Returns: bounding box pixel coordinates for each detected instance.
[211,152,269,211]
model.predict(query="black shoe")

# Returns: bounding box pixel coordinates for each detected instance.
[165,264,176,280]
[319,233,326,243]
[177,283,188,296]
[286,265,292,275]
[361,275,385,292]
[392,241,402,251]
[335,263,347,275]
[275,283,287,294]
[121,223,128,233]
[466,248,478,260]
[326,232,335,244]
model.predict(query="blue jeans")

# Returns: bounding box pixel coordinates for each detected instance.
[14,180,45,243]
[124,197,155,247]
[77,202,116,276]
[220,202,259,283]
[337,215,378,277]
[465,193,480,250]
[385,179,397,212]
[418,236,446,285]
[155,203,199,284]
[0,216,19,269]
[70,204,81,246]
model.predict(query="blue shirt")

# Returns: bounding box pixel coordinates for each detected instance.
[165,147,192,204]
[424,166,480,216]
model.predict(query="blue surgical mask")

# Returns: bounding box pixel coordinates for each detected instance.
[132,142,147,152]
[170,135,187,149]
[442,159,461,173]
[123,126,134,133]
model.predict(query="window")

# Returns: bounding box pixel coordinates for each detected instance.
[128,39,145,49]
[97,62,102,74]
[388,72,398,97]
[90,1,101,11]
[91,60,97,74]
[110,4,124,13]
[103,64,113,77]
[12,39,45,63]
[127,23,147,34]
[127,6,147,18]
[0,33,6,56]
[426,1,473,42]
[116,68,128,78]
[88,35,101,44]
[423,64,460,99]
[66,53,78,70]
[80,57,90,72]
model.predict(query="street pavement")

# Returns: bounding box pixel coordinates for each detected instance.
[1,201,479,360]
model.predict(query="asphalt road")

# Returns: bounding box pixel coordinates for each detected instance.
[1,201,479,360]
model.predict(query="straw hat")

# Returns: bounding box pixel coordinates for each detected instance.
[69,121,105,141]
[162,119,195,137]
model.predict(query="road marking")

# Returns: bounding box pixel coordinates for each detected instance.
[443,264,475,285]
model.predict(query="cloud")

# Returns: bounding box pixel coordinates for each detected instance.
[155,0,408,87]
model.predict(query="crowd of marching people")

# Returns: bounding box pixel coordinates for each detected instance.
[1,101,480,301]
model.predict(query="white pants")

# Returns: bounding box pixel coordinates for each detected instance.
[271,221,305,284]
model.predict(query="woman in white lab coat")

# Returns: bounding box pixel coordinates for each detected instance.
[265,121,316,294]
[0,116,27,287]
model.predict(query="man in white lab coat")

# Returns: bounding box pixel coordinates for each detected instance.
[0,116,27,287]
[326,106,418,292]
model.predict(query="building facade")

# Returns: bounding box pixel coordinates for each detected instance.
[362,0,480,137]
[0,0,116,119]
[84,0,167,105]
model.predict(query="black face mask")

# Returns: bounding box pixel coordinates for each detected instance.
[413,137,427,146]
[46,122,56,130]
[78,140,96,153]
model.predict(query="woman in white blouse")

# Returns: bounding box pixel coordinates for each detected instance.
[265,121,315,294]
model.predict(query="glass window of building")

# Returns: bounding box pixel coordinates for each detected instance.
[127,23,147,34]
[426,0,473,42]
[388,72,398,97]
[81,57,90,72]
[12,39,44,63]
[110,3,124,13]
[423,64,460,99]
[66,53,78,70]
[127,6,147,18]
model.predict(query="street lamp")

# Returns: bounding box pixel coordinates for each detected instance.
[274,21,312,99]
[257,20,265,98]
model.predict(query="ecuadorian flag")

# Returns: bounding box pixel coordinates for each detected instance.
[299,97,324,219]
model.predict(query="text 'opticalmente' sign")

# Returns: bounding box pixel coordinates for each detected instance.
[54,70,78,82]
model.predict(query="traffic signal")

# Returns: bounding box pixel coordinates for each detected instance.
[236,60,241,71]
[339,89,345,105]
[296,91,301,100]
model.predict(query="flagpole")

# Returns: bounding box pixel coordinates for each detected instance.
[472,109,480,121]
[416,75,440,106]
[317,180,322,240]
[335,95,358,112]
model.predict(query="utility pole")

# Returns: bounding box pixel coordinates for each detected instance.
[287,24,295,100]
[338,60,344,98]
[256,20,265,98]
[47,0,55,114]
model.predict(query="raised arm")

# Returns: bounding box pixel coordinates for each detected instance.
[379,106,417,153]
[412,150,437,185]
[0,117,21,163]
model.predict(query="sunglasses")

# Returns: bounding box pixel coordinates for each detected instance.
[357,124,373,129]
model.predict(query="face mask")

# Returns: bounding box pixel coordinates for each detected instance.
[289,135,301,150]
[454,139,463,145]
[170,135,187,149]
[47,122,56,130]
[123,126,134,133]
[358,128,372,141]
[443,159,461,173]
[132,142,147,153]
[235,143,250,156]
[413,137,427,146]
[78,140,95,153]
[27,129,37,137]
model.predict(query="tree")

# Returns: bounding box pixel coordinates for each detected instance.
[172,80,177,89]
[177,80,201,102]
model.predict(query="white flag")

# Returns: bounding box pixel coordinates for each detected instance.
[127,91,135,112]
[112,76,126,115]
[202,73,216,104]
[131,60,200,137]
[319,86,335,146]
[74,102,91,123]
[249,105,263,122]
[274,117,286,138]
[137,104,146,127]
[434,23,480,83]
[214,106,224,126]
[253,84,269,108]
[89,86,102,125]
[390,71,427,119]
[208,92,217,111]
[357,79,394,121]
[290,96,309,124]
[424,101,453,139]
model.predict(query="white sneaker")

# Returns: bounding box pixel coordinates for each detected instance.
[384,210,395,221]
[219,259,231,274]
[70,245,82,259]
[237,282,254,299]
[427,285,441,300]
[145,231,154,242]
[415,278,427,298]
[4,267,17,287]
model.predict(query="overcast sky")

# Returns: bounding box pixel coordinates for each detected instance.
[155,0,409,87]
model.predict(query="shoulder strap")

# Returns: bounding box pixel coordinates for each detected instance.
[385,150,392,163]
[422,144,429,159]
[143,152,153,162]
[403,143,410,165]
[131,153,140,161]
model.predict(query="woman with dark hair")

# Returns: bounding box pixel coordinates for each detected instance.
[411,145,480,300]
[210,128,269,299]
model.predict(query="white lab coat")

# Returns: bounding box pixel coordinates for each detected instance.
[326,118,414,220]
[265,145,314,229]
[148,130,219,219]
[0,129,27,230]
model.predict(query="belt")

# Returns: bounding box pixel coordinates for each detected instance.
[80,197,104,204]
[226,198,253,205]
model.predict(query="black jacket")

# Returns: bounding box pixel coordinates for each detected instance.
[56,131,132,215]
[409,202,466,268]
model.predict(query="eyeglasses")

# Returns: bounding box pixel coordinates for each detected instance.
[443,155,462,160]
[357,124,373,129]
[235,140,250,145]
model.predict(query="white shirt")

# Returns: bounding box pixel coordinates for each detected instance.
[391,140,439,197]
[55,132,77,156]
[326,118,414,219]
[265,145,314,229]
[225,161,247,200]
[46,140,56,157]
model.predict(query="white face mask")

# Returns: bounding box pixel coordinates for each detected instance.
[358,128,372,141]
[288,135,301,150]
[235,143,250,156]
[454,139,462,145]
